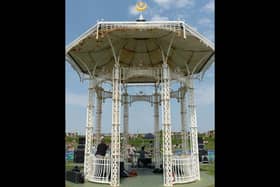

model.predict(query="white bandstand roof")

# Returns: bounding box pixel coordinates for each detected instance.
[66,21,214,82]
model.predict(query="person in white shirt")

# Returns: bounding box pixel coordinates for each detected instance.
[129,144,137,167]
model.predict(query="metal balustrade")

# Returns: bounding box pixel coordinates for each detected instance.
[172,155,196,184]
[88,155,111,184]
[98,21,183,37]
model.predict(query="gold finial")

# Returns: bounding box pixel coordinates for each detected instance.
[135,1,147,12]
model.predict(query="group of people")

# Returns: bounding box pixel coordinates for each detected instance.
[94,139,151,168]
[128,145,151,168]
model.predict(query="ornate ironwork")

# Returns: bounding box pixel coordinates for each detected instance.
[187,78,200,180]
[95,87,103,145]
[121,67,161,82]
[180,89,188,154]
[122,92,129,166]
[111,64,121,186]
[84,79,95,180]
[153,88,161,169]
[162,63,173,186]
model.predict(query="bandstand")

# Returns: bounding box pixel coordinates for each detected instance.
[66,4,214,186]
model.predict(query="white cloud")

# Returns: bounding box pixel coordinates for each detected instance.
[198,18,212,26]
[195,83,214,106]
[129,5,138,16]
[151,14,169,21]
[153,0,194,9]
[202,0,214,13]
[66,92,87,107]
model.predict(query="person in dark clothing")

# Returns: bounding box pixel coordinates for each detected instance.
[138,146,148,167]
[95,139,108,157]
[94,138,109,178]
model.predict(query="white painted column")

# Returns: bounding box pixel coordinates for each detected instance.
[111,64,121,186]
[123,93,129,165]
[153,89,160,169]
[180,90,188,154]
[95,88,102,145]
[187,78,200,180]
[162,63,173,186]
[84,79,95,180]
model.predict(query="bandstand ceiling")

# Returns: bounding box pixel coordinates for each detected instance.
[66,21,215,83]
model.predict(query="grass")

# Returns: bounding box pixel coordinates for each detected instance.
[203,136,215,150]
[200,163,215,176]
[65,160,74,171]
[65,136,79,144]
[66,160,84,171]
[128,137,153,149]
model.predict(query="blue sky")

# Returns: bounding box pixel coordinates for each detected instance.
[66,0,215,134]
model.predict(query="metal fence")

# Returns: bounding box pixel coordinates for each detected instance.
[86,154,199,184]
[172,155,196,184]
[88,155,111,184]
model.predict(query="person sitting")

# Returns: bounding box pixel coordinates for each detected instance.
[129,144,137,167]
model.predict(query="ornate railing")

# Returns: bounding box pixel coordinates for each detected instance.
[172,155,196,184]
[98,21,184,38]
[88,155,111,184]
[121,67,161,82]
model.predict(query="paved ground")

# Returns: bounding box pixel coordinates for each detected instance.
[65,169,214,187]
